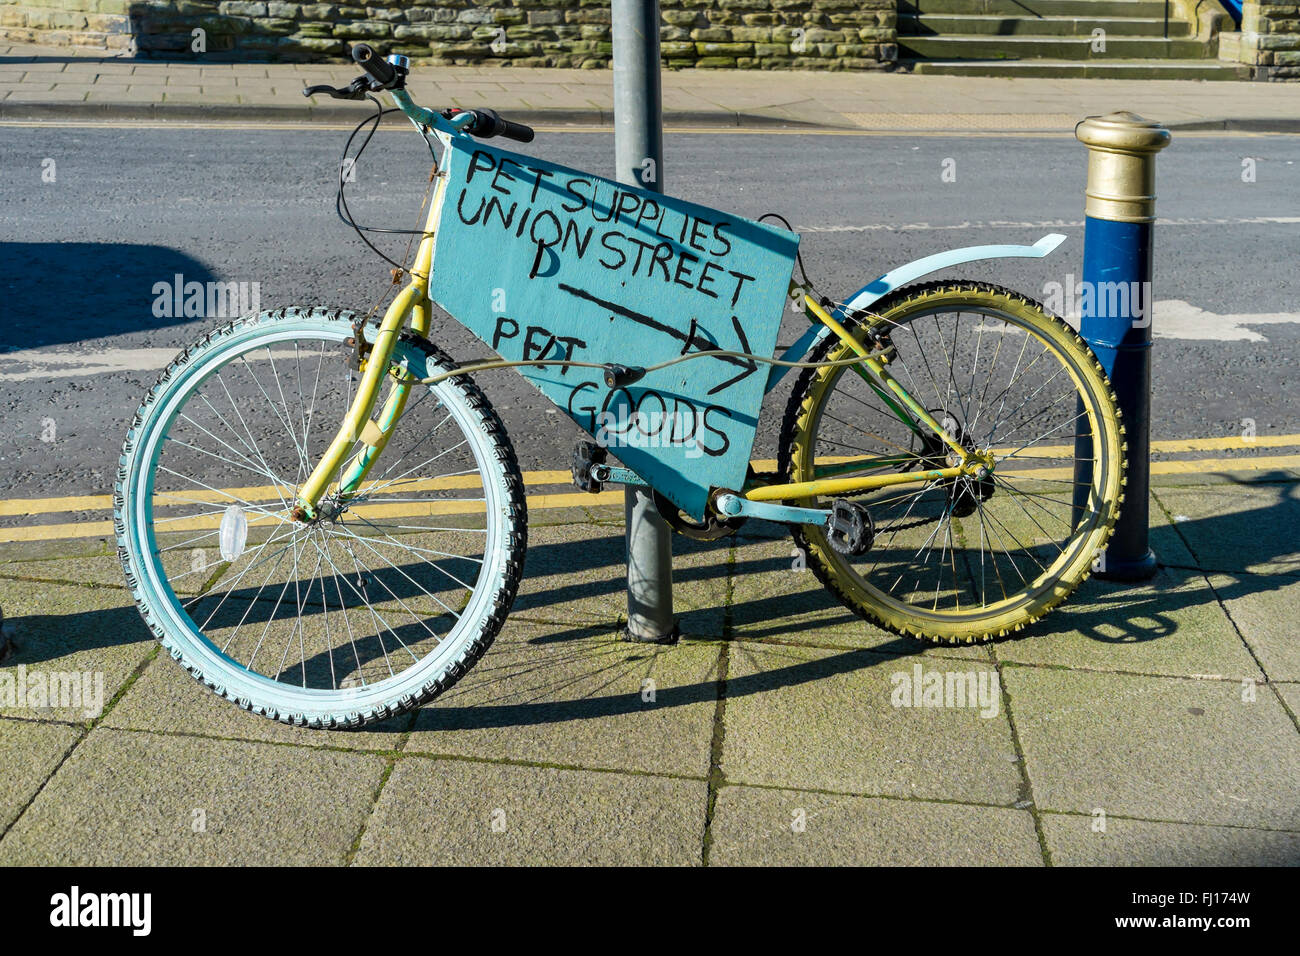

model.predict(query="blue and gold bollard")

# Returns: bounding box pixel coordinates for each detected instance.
[1073,111,1170,581]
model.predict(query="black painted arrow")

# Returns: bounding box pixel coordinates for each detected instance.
[557,282,758,395]
[705,316,757,396]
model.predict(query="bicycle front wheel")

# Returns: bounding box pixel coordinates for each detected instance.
[115,307,526,727]
[779,281,1125,644]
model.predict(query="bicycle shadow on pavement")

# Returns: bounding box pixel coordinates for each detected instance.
[427,474,1300,730]
[1008,474,1299,647]
[3,475,1295,728]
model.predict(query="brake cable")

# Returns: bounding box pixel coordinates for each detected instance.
[335,98,440,272]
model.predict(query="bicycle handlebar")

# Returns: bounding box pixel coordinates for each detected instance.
[302,44,536,144]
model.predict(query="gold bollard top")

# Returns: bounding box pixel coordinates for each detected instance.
[1075,111,1171,154]
[1075,111,1171,223]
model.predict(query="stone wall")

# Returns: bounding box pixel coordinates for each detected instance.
[1237,0,1300,78]
[0,0,898,69]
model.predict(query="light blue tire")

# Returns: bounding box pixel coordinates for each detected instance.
[115,307,527,728]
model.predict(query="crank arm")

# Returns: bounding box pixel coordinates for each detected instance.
[714,493,829,526]
[590,464,648,487]
[717,493,873,556]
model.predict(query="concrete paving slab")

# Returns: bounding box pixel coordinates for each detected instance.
[0,535,112,563]
[1150,466,1300,488]
[100,652,415,748]
[0,577,154,722]
[709,783,1042,865]
[353,755,705,865]
[1154,484,1300,576]
[727,534,990,659]
[720,643,1022,804]
[1004,667,1300,830]
[0,552,130,590]
[1042,812,1300,866]
[524,504,598,527]
[2,42,1299,132]
[994,567,1264,681]
[0,717,81,831]
[1277,683,1300,721]
[1145,492,1200,568]
[512,521,727,639]
[1207,573,1300,682]
[0,550,214,595]
[0,727,387,865]
[408,619,720,777]
[5,88,84,100]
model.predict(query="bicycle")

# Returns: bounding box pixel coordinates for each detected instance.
[115,44,1126,728]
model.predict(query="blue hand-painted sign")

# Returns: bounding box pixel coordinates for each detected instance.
[430,138,800,520]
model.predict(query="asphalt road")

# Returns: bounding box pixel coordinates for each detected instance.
[2,122,1298,502]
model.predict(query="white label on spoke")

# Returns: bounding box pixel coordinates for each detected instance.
[219,504,249,562]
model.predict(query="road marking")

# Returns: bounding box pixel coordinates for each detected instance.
[5,293,1299,387]
[0,469,575,517]
[2,449,1296,544]
[6,435,1295,520]
[1151,300,1300,343]
[0,345,317,382]
[802,216,1300,234]
[0,347,182,381]
[0,490,622,544]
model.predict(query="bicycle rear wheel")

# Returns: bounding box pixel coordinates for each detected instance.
[115,307,526,727]
[779,282,1125,644]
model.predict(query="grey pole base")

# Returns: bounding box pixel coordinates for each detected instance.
[623,486,679,644]
[613,0,675,646]
[623,623,681,646]
[1094,548,1159,582]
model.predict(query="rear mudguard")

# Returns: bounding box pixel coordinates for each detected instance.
[838,232,1066,314]
[767,233,1066,390]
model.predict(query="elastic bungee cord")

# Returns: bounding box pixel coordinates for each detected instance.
[399,346,885,388]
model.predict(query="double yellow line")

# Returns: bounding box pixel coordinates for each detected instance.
[2,433,1297,545]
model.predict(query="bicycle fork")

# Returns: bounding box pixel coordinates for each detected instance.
[292,173,446,522]
[291,286,419,522]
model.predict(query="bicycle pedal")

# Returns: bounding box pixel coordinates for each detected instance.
[571,440,607,494]
[826,500,874,557]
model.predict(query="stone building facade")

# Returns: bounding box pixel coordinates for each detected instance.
[1236,0,1300,78]
[0,0,899,69]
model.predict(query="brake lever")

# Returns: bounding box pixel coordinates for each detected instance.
[302,76,370,101]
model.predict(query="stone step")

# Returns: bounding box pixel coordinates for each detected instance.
[898,34,1216,59]
[904,57,1252,78]
[899,13,1193,37]
[900,0,1174,16]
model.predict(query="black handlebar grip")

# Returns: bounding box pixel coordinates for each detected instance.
[469,108,535,143]
[497,117,535,144]
[352,43,396,87]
